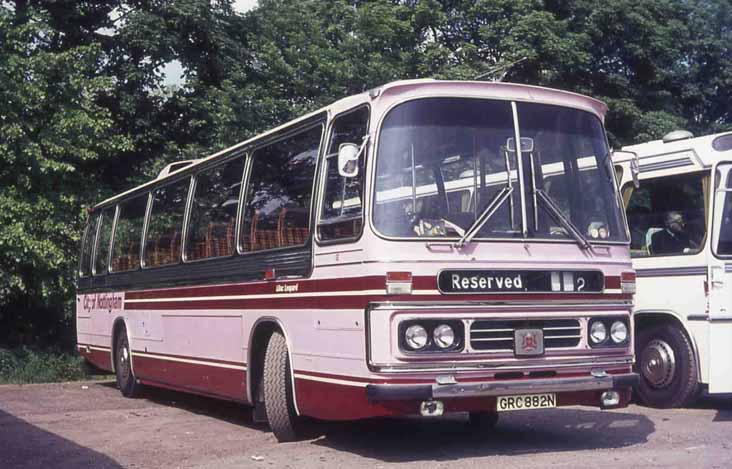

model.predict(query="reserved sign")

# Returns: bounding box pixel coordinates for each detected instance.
[437,269,603,294]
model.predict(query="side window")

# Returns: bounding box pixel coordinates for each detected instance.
[715,168,732,255]
[111,194,148,272]
[79,215,99,277]
[93,208,116,275]
[144,179,190,267]
[240,125,322,252]
[318,106,369,241]
[626,171,709,257]
[186,157,245,261]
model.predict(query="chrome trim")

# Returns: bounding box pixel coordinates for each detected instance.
[369,301,632,310]
[431,373,634,398]
[374,357,633,374]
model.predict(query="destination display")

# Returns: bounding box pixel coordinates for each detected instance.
[437,269,604,294]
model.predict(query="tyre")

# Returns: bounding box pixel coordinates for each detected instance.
[115,325,142,398]
[635,323,699,408]
[467,411,499,430]
[263,331,302,442]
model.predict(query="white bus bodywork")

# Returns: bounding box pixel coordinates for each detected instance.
[615,131,732,407]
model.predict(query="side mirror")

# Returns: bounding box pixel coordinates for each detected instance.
[338,143,360,178]
[506,137,534,152]
[612,150,640,188]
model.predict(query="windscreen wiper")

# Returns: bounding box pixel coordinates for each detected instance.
[535,189,592,251]
[455,185,514,248]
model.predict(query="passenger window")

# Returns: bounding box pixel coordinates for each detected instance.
[144,179,190,267]
[93,208,116,275]
[625,172,709,257]
[319,107,369,241]
[79,215,99,277]
[186,157,245,261]
[111,195,148,272]
[715,169,732,255]
[240,125,322,252]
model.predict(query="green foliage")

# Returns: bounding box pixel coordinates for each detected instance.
[0,0,730,349]
[0,347,89,384]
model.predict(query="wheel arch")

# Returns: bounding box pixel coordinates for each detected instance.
[110,316,134,376]
[634,309,701,381]
[246,317,300,415]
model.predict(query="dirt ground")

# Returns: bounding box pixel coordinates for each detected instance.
[1,380,732,468]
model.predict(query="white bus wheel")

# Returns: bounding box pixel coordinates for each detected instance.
[635,324,699,408]
[263,331,303,442]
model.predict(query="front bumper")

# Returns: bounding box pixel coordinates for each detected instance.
[366,372,639,401]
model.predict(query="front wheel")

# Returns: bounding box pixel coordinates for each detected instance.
[115,326,143,398]
[635,323,699,408]
[263,331,303,442]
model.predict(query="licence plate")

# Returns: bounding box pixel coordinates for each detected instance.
[496,393,556,411]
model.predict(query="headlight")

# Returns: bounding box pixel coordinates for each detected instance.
[590,321,607,344]
[405,324,429,350]
[610,321,628,343]
[433,324,455,349]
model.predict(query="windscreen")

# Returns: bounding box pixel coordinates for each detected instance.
[372,98,627,243]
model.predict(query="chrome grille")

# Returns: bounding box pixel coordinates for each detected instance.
[470,319,581,351]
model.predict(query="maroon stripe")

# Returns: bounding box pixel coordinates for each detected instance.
[132,354,246,402]
[604,275,621,289]
[131,350,245,367]
[78,346,113,372]
[125,276,390,300]
[125,293,632,310]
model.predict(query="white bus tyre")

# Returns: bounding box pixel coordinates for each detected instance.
[115,326,142,398]
[263,331,302,442]
[635,324,699,408]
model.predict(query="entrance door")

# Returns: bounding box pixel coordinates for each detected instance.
[707,162,732,393]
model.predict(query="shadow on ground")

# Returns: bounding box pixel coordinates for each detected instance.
[688,393,732,422]
[0,409,122,469]
[309,409,655,462]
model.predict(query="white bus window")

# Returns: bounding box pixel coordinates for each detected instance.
[319,107,369,241]
[144,179,190,267]
[717,170,732,255]
[111,195,147,272]
[186,158,245,261]
[93,208,116,275]
[626,172,708,257]
[240,125,322,252]
[79,216,99,277]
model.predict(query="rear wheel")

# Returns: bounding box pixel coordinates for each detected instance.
[635,323,699,408]
[263,331,302,442]
[115,326,142,398]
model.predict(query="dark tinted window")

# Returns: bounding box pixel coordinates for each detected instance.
[79,215,99,277]
[111,195,148,272]
[186,157,245,260]
[94,208,116,275]
[319,107,369,241]
[240,125,322,252]
[144,179,190,267]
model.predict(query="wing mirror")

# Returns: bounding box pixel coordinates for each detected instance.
[337,135,369,178]
[612,150,640,188]
[506,137,534,153]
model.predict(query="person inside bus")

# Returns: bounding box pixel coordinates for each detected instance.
[650,211,696,255]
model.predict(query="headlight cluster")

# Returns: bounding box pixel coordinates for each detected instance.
[588,318,629,346]
[400,320,464,353]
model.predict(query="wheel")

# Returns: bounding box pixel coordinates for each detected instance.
[467,411,499,430]
[263,331,302,442]
[115,326,142,398]
[635,323,699,408]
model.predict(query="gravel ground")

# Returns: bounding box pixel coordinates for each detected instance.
[1,380,731,468]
